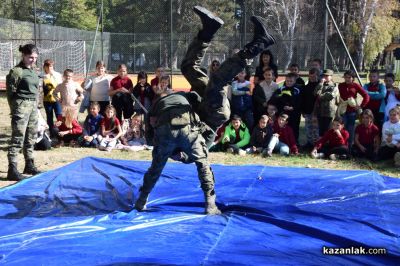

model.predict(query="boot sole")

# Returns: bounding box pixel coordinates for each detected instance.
[251,16,276,44]
[193,6,224,25]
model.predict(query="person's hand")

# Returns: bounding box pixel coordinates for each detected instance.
[55,121,62,127]
[320,78,326,84]
[58,131,68,137]
[252,146,256,152]
[121,87,130,94]
[223,136,230,143]
[84,136,94,142]
[273,133,279,138]
[334,129,341,135]
[359,145,366,153]
[387,134,393,143]
[284,106,293,111]
[311,149,317,156]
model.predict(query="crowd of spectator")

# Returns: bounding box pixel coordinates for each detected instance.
[36,52,400,167]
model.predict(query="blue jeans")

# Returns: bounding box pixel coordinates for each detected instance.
[267,135,290,156]
[44,101,62,136]
[342,112,356,148]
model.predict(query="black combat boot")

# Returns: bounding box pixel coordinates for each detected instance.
[193,6,224,42]
[134,188,150,211]
[204,189,221,215]
[7,164,25,181]
[23,159,42,175]
[239,16,276,59]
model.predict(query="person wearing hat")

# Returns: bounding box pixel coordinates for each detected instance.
[338,70,370,148]
[313,69,340,137]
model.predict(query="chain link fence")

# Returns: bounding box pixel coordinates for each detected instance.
[0,0,337,78]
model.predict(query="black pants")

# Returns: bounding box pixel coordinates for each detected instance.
[352,144,376,161]
[112,94,134,122]
[376,145,399,161]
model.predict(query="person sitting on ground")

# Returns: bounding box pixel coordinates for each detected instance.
[34,110,52,151]
[265,113,298,157]
[252,67,278,124]
[79,102,104,148]
[375,107,400,163]
[288,63,305,88]
[231,69,253,130]
[352,109,380,161]
[98,105,123,151]
[221,115,250,156]
[271,72,302,143]
[311,117,350,160]
[384,73,400,121]
[117,113,149,152]
[54,107,82,147]
[313,69,339,137]
[266,103,278,125]
[246,115,273,157]
[53,69,84,116]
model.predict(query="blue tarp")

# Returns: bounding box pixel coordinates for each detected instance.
[0,157,399,265]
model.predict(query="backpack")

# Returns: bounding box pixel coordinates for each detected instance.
[5,67,23,104]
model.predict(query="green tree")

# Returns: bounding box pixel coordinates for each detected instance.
[51,0,97,30]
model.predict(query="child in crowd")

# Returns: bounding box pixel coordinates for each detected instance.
[53,69,84,116]
[311,117,349,160]
[132,71,154,114]
[109,64,134,122]
[98,105,123,151]
[54,107,83,147]
[231,69,253,130]
[266,103,278,125]
[352,109,380,160]
[85,60,113,116]
[150,66,165,90]
[266,113,298,156]
[288,63,305,88]
[254,50,278,84]
[384,73,400,121]
[301,68,320,149]
[209,121,228,152]
[363,69,386,130]
[80,102,104,148]
[376,107,400,161]
[246,115,273,157]
[252,67,278,124]
[313,69,339,137]
[34,110,51,151]
[338,70,370,148]
[271,72,301,143]
[310,58,323,78]
[117,113,148,151]
[221,115,250,156]
[42,59,63,137]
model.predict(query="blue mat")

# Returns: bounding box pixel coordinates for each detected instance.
[0,157,399,265]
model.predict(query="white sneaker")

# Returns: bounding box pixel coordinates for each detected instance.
[226,147,234,154]
[238,149,246,156]
[329,154,337,160]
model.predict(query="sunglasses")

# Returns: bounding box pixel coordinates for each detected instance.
[212,63,220,66]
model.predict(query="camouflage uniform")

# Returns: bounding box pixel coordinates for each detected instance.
[181,37,247,147]
[6,62,40,179]
[136,92,220,214]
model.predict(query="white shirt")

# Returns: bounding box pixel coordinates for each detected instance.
[381,120,400,146]
[259,80,278,102]
[89,74,113,102]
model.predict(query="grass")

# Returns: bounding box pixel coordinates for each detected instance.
[0,93,398,189]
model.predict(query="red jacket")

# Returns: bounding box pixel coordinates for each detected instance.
[273,121,298,154]
[57,119,83,135]
[338,82,369,112]
[314,128,349,150]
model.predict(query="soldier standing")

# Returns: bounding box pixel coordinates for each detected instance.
[6,44,42,181]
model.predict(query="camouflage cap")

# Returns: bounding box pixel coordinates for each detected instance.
[323,69,334,76]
